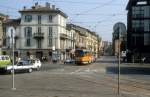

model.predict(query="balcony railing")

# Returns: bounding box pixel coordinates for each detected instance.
[33,33,44,39]
[60,33,69,39]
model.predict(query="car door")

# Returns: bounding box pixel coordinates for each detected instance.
[16,62,23,71]
[35,59,41,67]
[22,61,31,70]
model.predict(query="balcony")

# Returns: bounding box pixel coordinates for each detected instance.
[33,33,44,39]
[60,33,69,39]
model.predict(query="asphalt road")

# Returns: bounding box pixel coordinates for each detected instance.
[0,56,150,97]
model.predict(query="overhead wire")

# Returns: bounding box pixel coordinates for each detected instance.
[75,0,114,16]
[0,0,127,37]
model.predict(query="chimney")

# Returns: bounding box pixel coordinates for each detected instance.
[23,6,26,10]
[46,2,51,8]
[52,5,55,10]
[35,2,38,6]
[35,2,38,8]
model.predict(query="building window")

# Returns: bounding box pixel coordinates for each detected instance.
[144,33,150,46]
[24,27,32,37]
[48,27,53,47]
[3,38,6,46]
[26,38,31,46]
[49,27,53,37]
[132,20,144,31]
[3,27,6,36]
[144,6,150,18]
[144,20,150,31]
[37,40,42,48]
[24,15,32,22]
[38,27,41,33]
[49,15,53,22]
[132,6,144,18]
[48,38,52,47]
[38,15,41,24]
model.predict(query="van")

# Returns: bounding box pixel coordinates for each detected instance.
[0,55,11,68]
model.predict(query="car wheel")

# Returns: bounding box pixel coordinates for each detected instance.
[10,70,14,74]
[28,68,32,73]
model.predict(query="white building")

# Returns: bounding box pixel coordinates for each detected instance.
[18,2,68,61]
[2,18,21,56]
[4,3,68,61]
[0,13,8,54]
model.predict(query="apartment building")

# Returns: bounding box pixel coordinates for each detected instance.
[2,18,20,56]
[126,0,150,62]
[67,24,87,49]
[0,13,7,54]
[17,2,68,60]
[67,24,100,57]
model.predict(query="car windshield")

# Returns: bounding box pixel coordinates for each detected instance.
[75,50,85,57]
[17,60,31,66]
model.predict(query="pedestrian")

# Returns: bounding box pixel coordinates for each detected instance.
[141,57,146,63]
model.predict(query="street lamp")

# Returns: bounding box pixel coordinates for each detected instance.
[9,27,16,90]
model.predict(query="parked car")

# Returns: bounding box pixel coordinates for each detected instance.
[0,55,11,72]
[30,58,42,70]
[5,58,42,73]
[64,58,75,64]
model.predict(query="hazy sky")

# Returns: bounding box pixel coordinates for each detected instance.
[0,0,128,42]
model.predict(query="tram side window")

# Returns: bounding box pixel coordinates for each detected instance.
[5,57,9,60]
[2,57,5,60]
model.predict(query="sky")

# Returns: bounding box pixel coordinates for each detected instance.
[0,0,128,42]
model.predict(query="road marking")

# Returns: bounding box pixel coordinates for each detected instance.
[121,91,139,96]
[70,68,106,75]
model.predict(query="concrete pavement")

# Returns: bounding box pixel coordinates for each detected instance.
[0,56,150,97]
[0,73,140,97]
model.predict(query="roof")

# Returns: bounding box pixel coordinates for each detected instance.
[3,18,21,26]
[67,24,98,37]
[126,0,149,10]
[19,5,68,18]
[0,13,6,17]
[67,24,88,32]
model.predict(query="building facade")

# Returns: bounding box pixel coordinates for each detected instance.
[112,22,127,56]
[2,3,68,61]
[0,13,7,54]
[1,3,101,61]
[67,24,100,58]
[18,3,68,61]
[126,0,150,62]
[2,18,20,56]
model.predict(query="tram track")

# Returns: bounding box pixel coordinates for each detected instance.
[70,62,150,96]
[73,73,150,96]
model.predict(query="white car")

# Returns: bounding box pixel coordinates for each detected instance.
[6,59,42,73]
[30,59,42,70]
[64,58,75,64]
